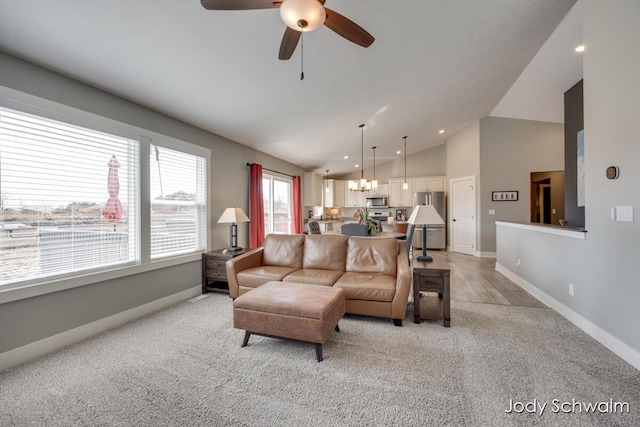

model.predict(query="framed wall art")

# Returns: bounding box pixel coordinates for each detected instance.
[492,191,518,201]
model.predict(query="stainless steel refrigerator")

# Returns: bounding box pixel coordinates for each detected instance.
[412,191,446,250]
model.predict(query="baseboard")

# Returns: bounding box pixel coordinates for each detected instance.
[0,286,201,373]
[495,263,640,371]
[476,251,496,258]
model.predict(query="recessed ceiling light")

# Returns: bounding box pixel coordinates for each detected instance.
[575,45,585,52]
[438,129,445,134]
[355,164,359,168]
[396,150,402,154]
[344,155,349,159]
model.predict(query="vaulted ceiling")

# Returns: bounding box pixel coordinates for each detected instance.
[0,0,581,176]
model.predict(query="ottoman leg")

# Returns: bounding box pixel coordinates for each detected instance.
[242,331,251,347]
[315,343,323,362]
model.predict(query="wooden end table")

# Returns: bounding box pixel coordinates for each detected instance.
[202,248,249,294]
[412,258,451,327]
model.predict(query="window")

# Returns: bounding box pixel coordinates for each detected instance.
[0,107,139,285]
[262,174,292,235]
[0,104,209,290]
[150,144,206,259]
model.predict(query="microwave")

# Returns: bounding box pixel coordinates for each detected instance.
[366,196,389,208]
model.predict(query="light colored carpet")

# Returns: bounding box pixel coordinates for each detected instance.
[1,293,638,426]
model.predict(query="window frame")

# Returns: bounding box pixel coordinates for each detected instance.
[262,173,293,236]
[0,94,211,304]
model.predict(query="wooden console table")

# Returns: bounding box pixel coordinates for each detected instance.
[202,248,249,294]
[412,258,451,327]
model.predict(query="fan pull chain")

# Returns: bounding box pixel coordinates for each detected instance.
[300,31,304,81]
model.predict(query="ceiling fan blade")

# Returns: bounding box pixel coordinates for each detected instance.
[323,7,374,48]
[279,27,301,60]
[200,0,281,10]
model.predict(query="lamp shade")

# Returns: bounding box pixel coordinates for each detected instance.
[217,207,250,224]
[280,0,326,32]
[407,204,444,226]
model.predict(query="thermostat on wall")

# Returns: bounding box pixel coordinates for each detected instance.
[606,166,619,180]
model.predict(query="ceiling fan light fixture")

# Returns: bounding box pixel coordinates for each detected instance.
[280,0,326,32]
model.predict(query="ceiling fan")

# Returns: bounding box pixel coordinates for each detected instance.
[200,0,375,60]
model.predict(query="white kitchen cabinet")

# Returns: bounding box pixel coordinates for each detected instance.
[323,179,335,207]
[303,172,323,206]
[415,176,446,192]
[376,183,389,196]
[412,177,429,193]
[334,180,346,207]
[344,184,357,207]
[388,179,402,207]
[426,176,445,191]
[401,180,414,206]
[357,191,367,207]
[389,178,414,207]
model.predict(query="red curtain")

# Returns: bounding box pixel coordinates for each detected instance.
[249,163,265,248]
[292,175,302,234]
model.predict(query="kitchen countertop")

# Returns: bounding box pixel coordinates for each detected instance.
[305,218,355,223]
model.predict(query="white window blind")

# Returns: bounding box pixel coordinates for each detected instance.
[150,144,206,259]
[0,107,139,286]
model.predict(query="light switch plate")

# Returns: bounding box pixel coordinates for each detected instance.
[616,205,634,222]
[489,209,495,215]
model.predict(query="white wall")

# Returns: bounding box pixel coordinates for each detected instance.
[496,0,640,369]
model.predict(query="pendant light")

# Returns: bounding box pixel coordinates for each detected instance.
[371,146,378,191]
[325,169,330,192]
[402,136,409,190]
[349,124,374,192]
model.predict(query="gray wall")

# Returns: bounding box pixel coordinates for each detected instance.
[445,120,480,181]
[497,0,640,366]
[563,80,585,227]
[479,117,564,252]
[445,120,481,251]
[0,52,304,355]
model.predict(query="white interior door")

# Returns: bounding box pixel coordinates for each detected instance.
[450,176,476,255]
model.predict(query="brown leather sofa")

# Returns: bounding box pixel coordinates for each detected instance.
[226,233,411,326]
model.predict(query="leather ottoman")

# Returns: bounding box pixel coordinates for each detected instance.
[233,281,345,362]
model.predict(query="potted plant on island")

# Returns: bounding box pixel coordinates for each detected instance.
[354,201,378,234]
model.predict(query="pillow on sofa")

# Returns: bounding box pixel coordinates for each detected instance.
[262,234,306,268]
[346,237,397,276]
[303,234,348,271]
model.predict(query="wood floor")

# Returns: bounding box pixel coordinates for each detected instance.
[423,250,546,308]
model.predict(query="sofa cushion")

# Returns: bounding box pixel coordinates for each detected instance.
[303,234,348,271]
[333,272,396,302]
[237,266,299,289]
[346,237,397,276]
[283,269,345,286]
[262,234,306,268]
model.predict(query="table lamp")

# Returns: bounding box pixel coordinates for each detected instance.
[217,207,250,253]
[407,204,444,262]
